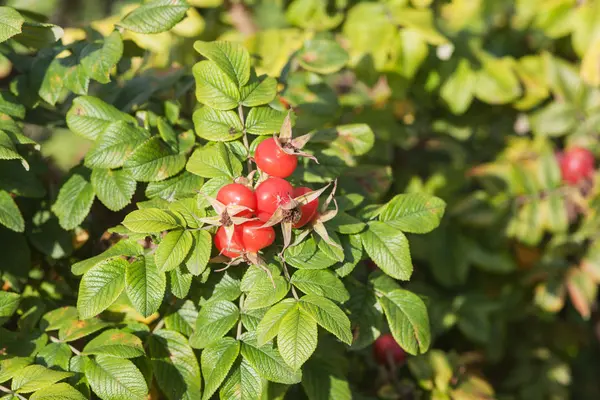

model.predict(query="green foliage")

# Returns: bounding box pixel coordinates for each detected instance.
[2,0,600,399]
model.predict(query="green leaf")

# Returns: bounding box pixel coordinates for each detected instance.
[165,300,197,337]
[379,289,431,355]
[474,56,522,104]
[123,208,183,233]
[0,358,30,385]
[118,0,189,34]
[82,329,144,358]
[185,230,211,275]
[155,229,193,272]
[297,39,349,74]
[335,234,363,277]
[71,239,143,276]
[302,356,351,400]
[441,59,476,115]
[244,276,289,310]
[11,365,72,393]
[146,172,203,201]
[85,121,150,169]
[315,230,344,262]
[124,136,187,182]
[361,221,412,280]
[220,358,264,400]
[186,142,242,178]
[189,300,239,349]
[91,168,136,211]
[291,270,349,303]
[245,106,288,136]
[52,174,95,230]
[126,257,166,318]
[0,91,25,119]
[379,193,446,234]
[530,102,578,137]
[240,73,278,107]
[66,96,137,140]
[201,337,240,400]
[81,30,123,84]
[169,266,193,298]
[29,383,86,400]
[328,212,365,235]
[0,291,20,324]
[0,131,22,163]
[277,304,318,370]
[13,22,63,49]
[240,334,302,384]
[251,301,293,345]
[330,124,375,157]
[85,355,147,400]
[58,318,108,342]
[193,60,240,110]
[193,40,251,87]
[77,258,127,319]
[149,330,201,400]
[0,190,24,232]
[299,295,352,345]
[35,343,72,370]
[40,307,78,331]
[285,236,337,270]
[193,107,243,141]
[0,7,24,43]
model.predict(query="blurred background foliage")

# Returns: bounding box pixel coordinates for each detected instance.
[2,0,600,399]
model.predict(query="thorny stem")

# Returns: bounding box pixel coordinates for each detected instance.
[238,104,253,173]
[50,335,81,356]
[0,384,27,400]
[281,262,299,300]
[236,293,245,339]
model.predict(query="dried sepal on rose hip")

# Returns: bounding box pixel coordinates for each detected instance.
[258,180,334,251]
[199,183,257,246]
[301,179,343,252]
[254,111,317,178]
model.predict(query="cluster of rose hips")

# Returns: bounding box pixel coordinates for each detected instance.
[557,146,595,185]
[209,127,323,261]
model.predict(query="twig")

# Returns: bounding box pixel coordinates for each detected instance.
[228,2,258,36]
[50,336,81,356]
[0,384,27,400]
[152,318,165,333]
[238,104,254,173]
[236,293,245,339]
[281,262,299,300]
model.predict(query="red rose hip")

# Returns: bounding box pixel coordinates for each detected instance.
[240,220,276,252]
[559,147,595,185]
[373,334,406,366]
[216,183,257,217]
[255,138,298,178]
[291,186,319,228]
[255,177,294,222]
[214,225,244,258]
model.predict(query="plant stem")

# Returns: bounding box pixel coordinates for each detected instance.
[152,318,165,333]
[281,262,299,300]
[238,104,253,173]
[0,384,27,400]
[49,335,81,356]
[236,293,245,339]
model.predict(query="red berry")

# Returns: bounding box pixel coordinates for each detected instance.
[255,138,298,178]
[292,186,319,228]
[214,225,244,258]
[240,220,276,252]
[373,334,406,366]
[255,177,294,222]
[559,147,595,185]
[216,183,257,217]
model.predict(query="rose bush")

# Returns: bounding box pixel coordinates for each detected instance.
[1,0,600,399]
